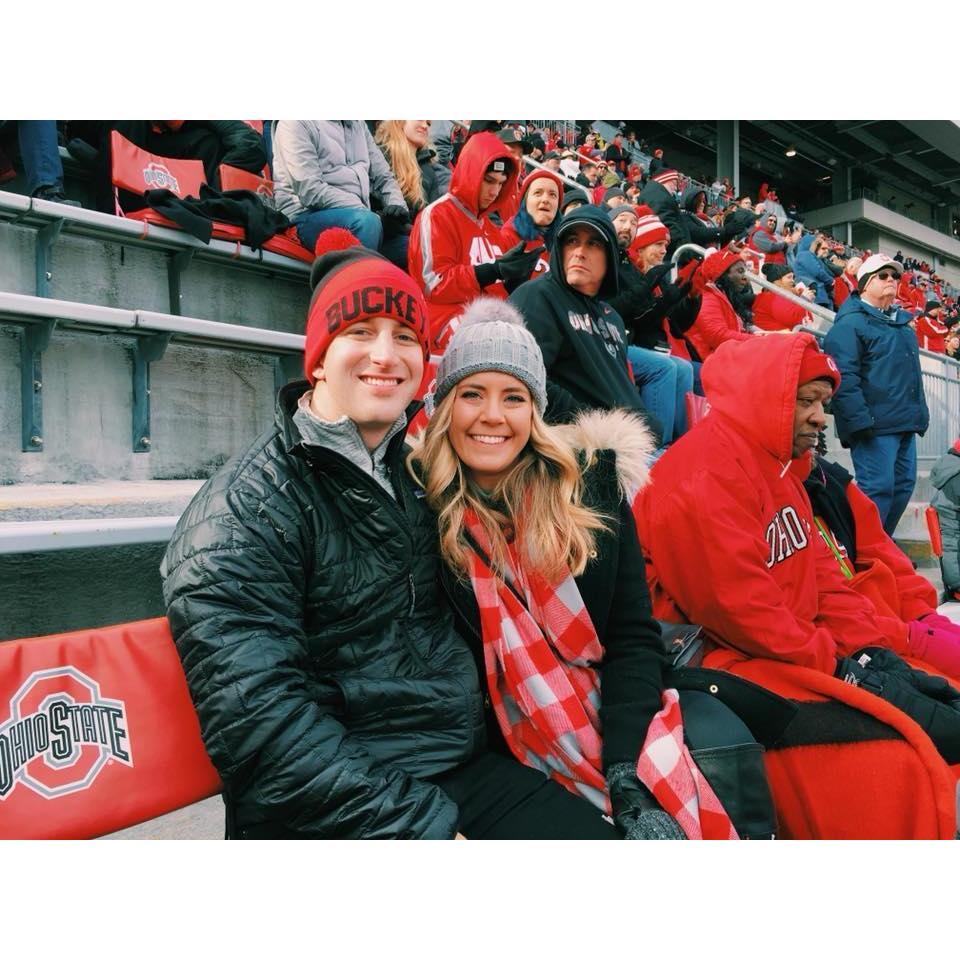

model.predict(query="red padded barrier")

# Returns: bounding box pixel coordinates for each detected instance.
[927,506,944,558]
[0,618,221,839]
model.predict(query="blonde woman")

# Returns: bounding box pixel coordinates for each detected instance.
[409,297,779,840]
[374,120,447,216]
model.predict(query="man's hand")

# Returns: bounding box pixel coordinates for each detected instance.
[496,242,546,285]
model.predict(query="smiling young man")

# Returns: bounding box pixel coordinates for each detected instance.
[162,229,607,840]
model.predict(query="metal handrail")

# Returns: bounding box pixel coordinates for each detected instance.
[0,291,305,356]
[0,516,179,554]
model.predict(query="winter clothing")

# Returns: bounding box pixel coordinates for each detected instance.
[430,298,547,413]
[748,220,788,265]
[931,443,960,596]
[637,332,899,674]
[498,168,563,280]
[804,456,937,643]
[916,310,949,353]
[631,206,670,250]
[160,381,487,839]
[793,236,835,307]
[677,281,752,363]
[833,272,857,309]
[752,290,811,332]
[679,186,722,248]
[304,230,429,382]
[823,294,929,445]
[272,120,405,221]
[507,206,660,435]
[408,132,520,352]
[635,332,960,838]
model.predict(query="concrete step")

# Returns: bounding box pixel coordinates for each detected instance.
[0,479,203,521]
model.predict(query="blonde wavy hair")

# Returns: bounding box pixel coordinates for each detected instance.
[407,391,609,583]
[374,121,425,210]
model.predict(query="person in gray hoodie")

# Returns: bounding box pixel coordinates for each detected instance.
[272,120,410,264]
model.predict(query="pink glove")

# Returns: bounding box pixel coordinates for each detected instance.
[907,619,960,677]
[918,611,960,635]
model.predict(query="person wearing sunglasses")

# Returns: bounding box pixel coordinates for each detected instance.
[823,254,929,536]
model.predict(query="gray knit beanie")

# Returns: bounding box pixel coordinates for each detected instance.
[430,298,547,414]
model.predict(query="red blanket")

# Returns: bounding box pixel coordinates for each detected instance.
[706,650,958,839]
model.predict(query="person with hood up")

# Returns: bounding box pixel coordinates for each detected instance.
[823,254,929,537]
[751,263,812,331]
[507,205,662,439]
[407,298,779,840]
[409,131,544,354]
[668,246,754,363]
[916,299,950,354]
[640,170,751,258]
[679,185,723,248]
[793,234,836,308]
[498,168,564,281]
[635,333,960,839]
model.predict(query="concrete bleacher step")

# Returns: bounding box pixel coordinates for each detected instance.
[0,480,204,641]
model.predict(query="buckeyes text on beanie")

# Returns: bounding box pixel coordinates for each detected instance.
[430,298,547,414]
[303,229,429,384]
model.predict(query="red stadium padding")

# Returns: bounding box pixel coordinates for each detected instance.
[927,505,944,558]
[0,618,221,839]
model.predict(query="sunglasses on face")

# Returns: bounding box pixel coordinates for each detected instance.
[874,271,898,281]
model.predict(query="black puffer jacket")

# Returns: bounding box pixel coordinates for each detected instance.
[160,382,485,839]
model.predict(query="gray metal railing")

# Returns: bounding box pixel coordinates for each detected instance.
[0,516,180,554]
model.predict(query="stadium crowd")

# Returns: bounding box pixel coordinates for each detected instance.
[6,118,960,840]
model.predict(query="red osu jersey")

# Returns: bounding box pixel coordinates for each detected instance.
[635,333,894,674]
[408,132,519,354]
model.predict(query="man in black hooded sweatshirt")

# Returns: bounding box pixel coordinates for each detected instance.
[508,205,662,441]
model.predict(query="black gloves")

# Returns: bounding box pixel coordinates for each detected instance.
[381,204,411,236]
[607,762,686,840]
[496,241,546,284]
[473,242,545,291]
[850,427,875,445]
[641,263,673,292]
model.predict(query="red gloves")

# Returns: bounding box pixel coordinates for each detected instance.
[907,614,960,678]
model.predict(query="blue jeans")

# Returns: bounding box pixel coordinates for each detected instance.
[627,347,694,444]
[17,121,64,195]
[293,206,383,253]
[850,432,917,536]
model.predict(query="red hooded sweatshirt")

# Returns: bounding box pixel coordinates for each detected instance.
[915,311,949,353]
[752,289,811,331]
[408,132,520,353]
[635,333,896,674]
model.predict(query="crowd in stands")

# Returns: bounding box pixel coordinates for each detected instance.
[6,118,960,840]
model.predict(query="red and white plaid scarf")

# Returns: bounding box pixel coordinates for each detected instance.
[464,508,737,838]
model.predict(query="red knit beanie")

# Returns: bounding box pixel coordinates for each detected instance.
[797,341,841,392]
[630,206,670,255]
[700,247,743,284]
[652,168,679,186]
[521,167,565,203]
[303,229,429,384]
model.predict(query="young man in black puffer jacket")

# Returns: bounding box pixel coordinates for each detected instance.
[161,228,620,840]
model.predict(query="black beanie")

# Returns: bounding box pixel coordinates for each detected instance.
[762,263,793,283]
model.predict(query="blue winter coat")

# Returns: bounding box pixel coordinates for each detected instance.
[793,235,836,307]
[823,294,929,445]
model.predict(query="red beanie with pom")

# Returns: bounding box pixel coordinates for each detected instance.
[303,229,429,384]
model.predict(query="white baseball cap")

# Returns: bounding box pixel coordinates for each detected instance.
[856,254,902,291]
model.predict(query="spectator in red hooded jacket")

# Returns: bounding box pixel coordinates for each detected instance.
[635,333,960,838]
[752,264,813,331]
[409,132,543,353]
[499,168,563,281]
[916,299,950,353]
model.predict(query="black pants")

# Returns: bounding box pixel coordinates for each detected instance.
[427,750,620,840]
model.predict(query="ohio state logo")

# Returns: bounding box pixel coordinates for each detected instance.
[765,505,810,569]
[142,161,181,194]
[0,667,132,801]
